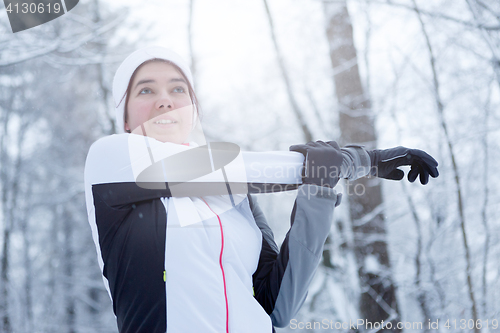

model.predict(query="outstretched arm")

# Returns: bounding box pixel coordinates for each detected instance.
[85,135,372,210]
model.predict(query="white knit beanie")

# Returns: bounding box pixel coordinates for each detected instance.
[112,46,195,133]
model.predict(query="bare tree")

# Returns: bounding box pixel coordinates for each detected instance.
[0,75,31,333]
[412,1,479,331]
[188,0,198,81]
[385,60,433,329]
[263,0,314,143]
[323,0,401,329]
[0,2,133,331]
[480,82,492,318]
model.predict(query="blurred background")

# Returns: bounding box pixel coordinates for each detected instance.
[0,0,499,332]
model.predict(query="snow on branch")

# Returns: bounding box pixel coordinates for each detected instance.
[0,11,126,67]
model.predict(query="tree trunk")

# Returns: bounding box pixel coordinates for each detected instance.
[0,95,16,333]
[480,87,491,318]
[188,0,197,80]
[21,213,34,333]
[0,227,11,333]
[63,208,76,333]
[323,1,401,329]
[263,0,313,143]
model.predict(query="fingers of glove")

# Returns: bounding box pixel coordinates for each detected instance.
[419,162,439,179]
[326,140,341,150]
[325,141,343,167]
[426,164,439,178]
[384,168,405,181]
[409,163,430,185]
[408,166,419,183]
[430,167,439,178]
[292,141,340,154]
[409,149,438,167]
[408,163,437,184]
[314,140,332,149]
[413,160,439,180]
[388,148,438,170]
[290,141,330,155]
[420,168,430,185]
[289,144,309,156]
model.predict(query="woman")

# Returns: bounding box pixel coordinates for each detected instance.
[84,46,439,333]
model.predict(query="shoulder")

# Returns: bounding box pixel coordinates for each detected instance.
[85,133,138,167]
[87,134,129,156]
[84,134,135,185]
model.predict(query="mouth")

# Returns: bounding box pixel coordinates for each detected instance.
[154,119,177,124]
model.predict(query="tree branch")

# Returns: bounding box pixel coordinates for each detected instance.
[412,0,479,330]
[320,0,500,31]
[263,0,314,142]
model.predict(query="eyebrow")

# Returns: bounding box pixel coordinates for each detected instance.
[134,78,188,89]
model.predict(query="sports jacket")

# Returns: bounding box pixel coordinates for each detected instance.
[84,134,355,333]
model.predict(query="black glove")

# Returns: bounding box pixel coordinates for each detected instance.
[367,146,439,185]
[290,141,343,188]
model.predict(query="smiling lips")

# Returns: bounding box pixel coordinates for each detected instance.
[154,119,177,124]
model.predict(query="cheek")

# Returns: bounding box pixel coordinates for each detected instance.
[127,100,152,124]
[180,106,194,127]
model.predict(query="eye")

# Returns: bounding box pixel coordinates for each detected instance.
[139,88,152,94]
[173,86,186,93]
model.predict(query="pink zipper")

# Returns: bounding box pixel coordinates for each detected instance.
[202,198,229,333]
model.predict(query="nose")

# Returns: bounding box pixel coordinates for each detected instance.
[155,95,173,110]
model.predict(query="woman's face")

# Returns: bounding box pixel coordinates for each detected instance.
[125,61,194,144]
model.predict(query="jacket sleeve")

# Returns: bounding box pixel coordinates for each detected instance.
[249,184,342,327]
[85,135,370,209]
[84,134,301,208]
[85,134,175,211]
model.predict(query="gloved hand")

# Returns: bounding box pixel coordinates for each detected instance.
[367,146,439,185]
[290,141,343,188]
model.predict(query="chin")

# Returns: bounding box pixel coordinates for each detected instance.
[151,135,184,144]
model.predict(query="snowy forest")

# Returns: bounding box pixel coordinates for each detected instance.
[1,0,499,332]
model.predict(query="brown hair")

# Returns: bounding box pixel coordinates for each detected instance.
[122,59,200,132]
